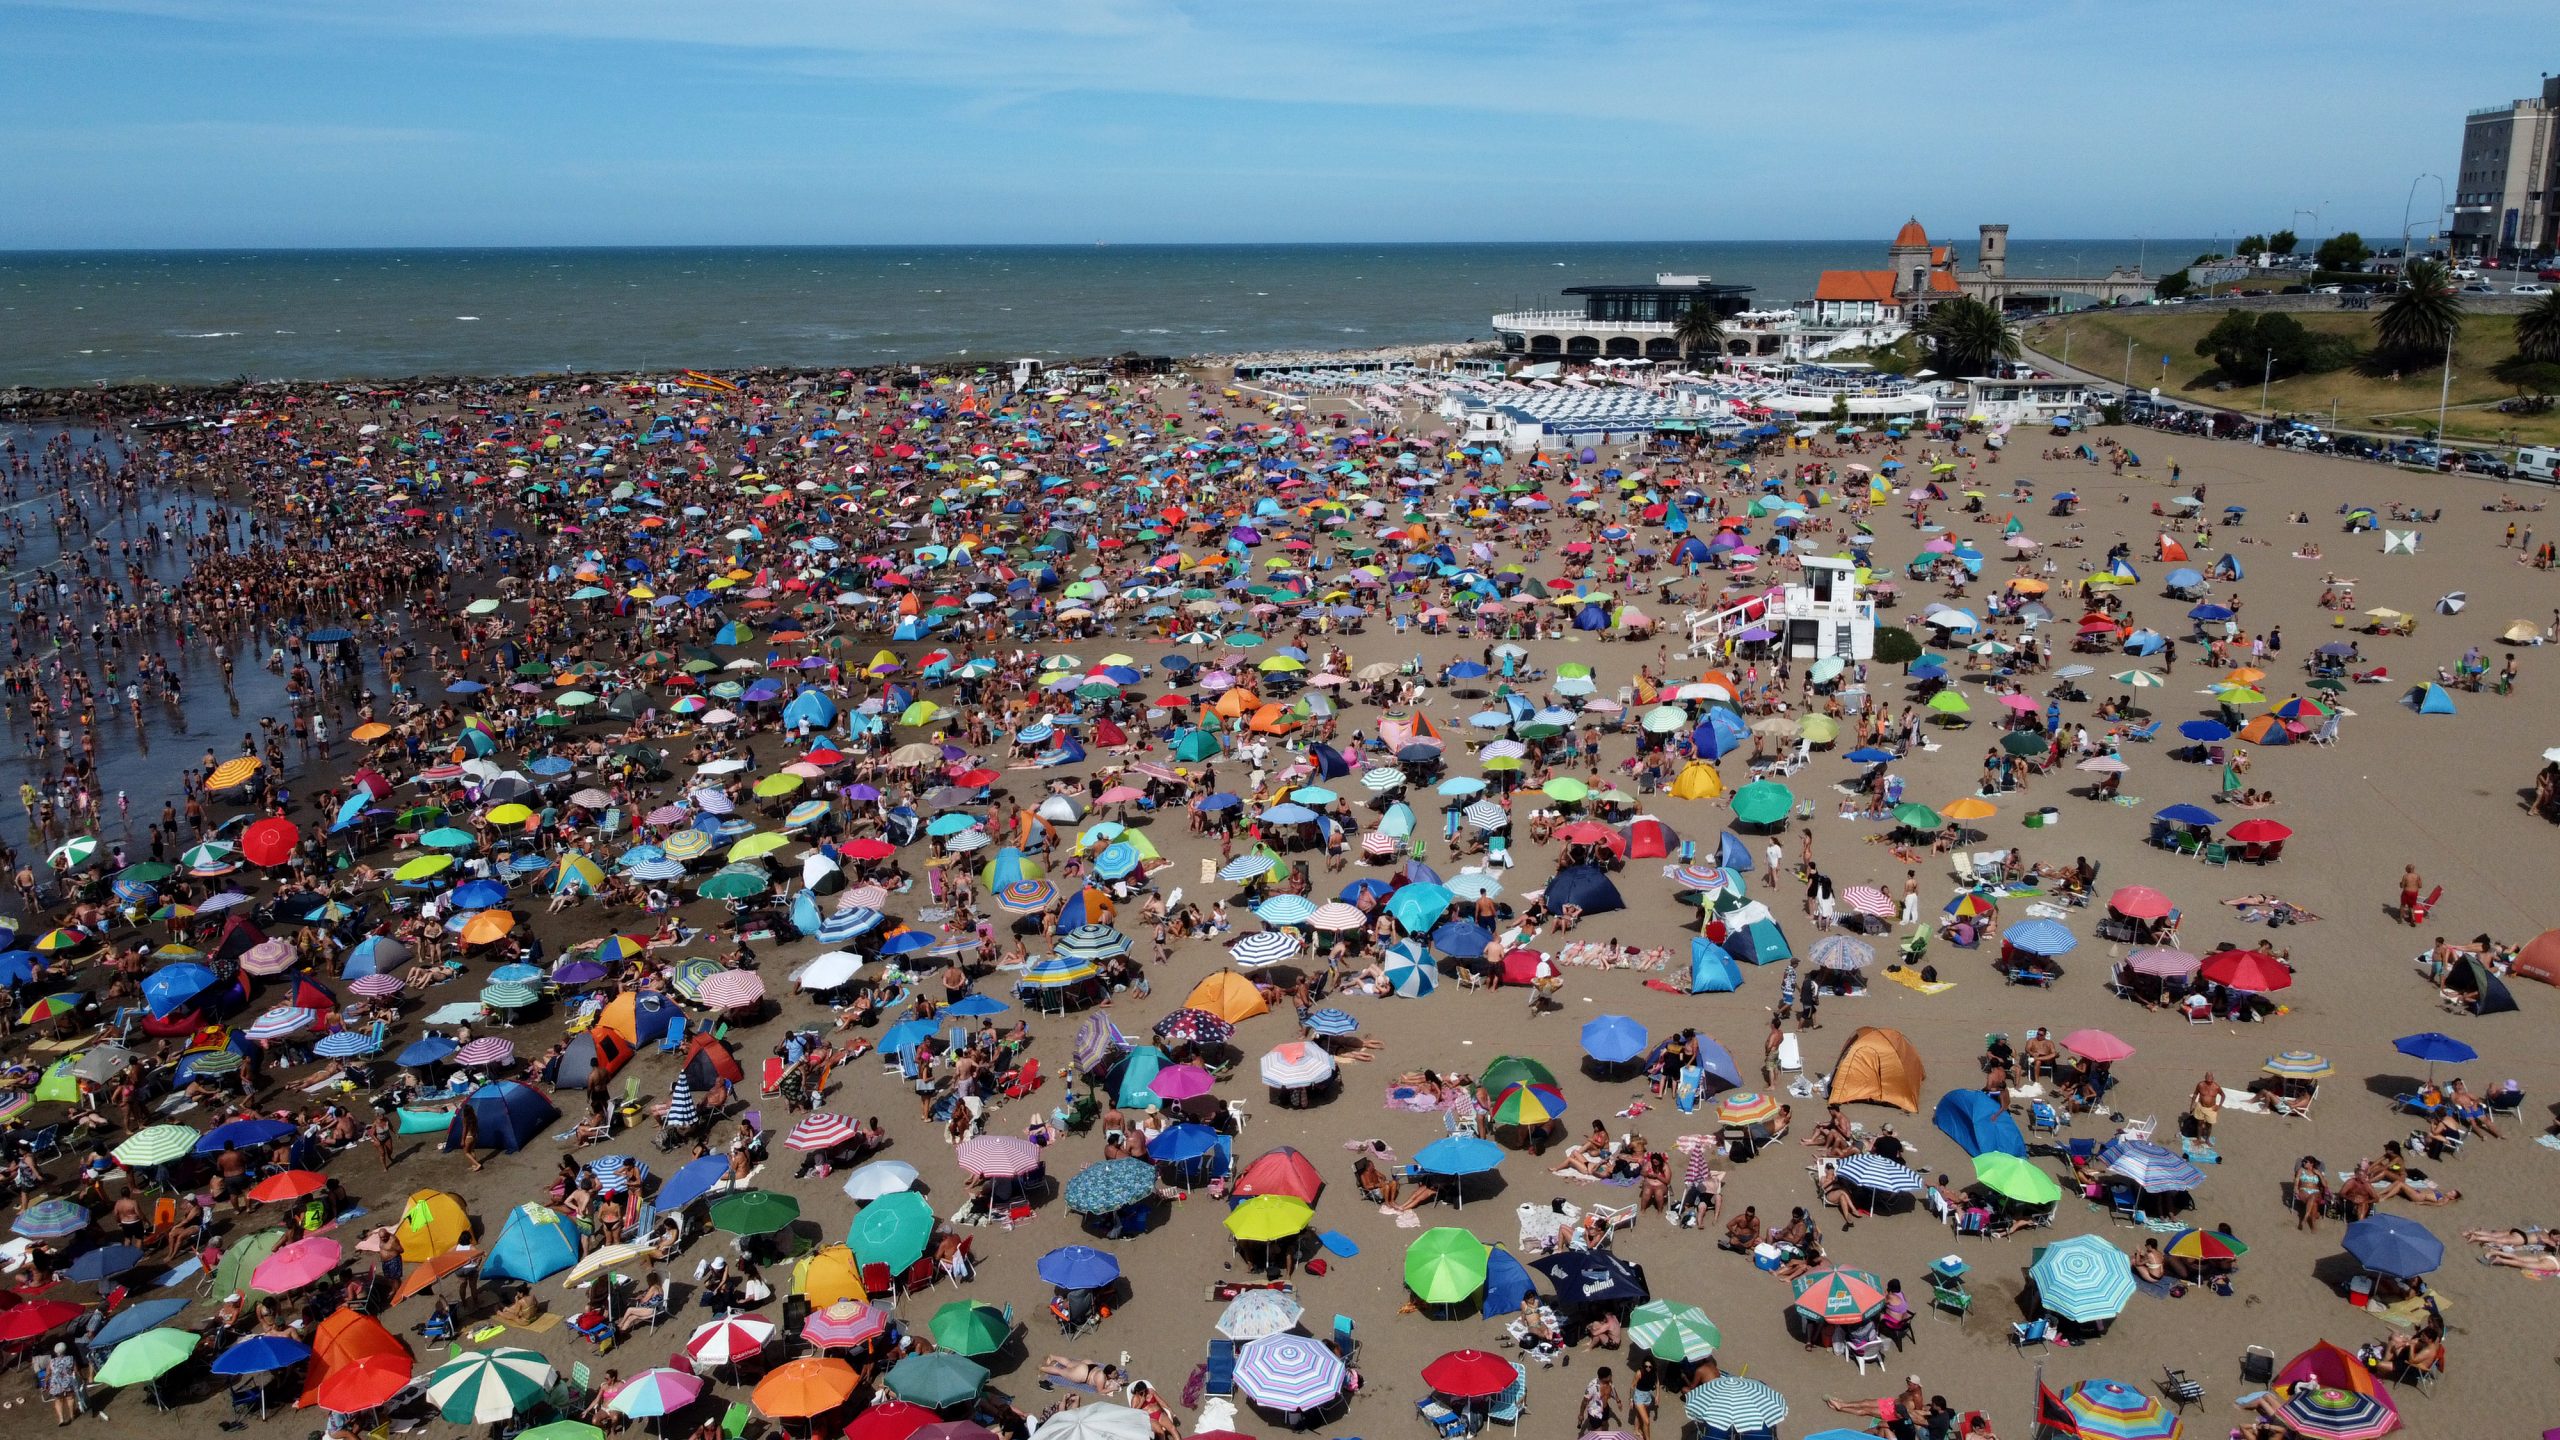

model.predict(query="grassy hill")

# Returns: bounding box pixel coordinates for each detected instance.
[2021,309,2560,447]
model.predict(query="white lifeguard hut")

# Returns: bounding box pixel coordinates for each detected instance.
[1685,555,1876,660]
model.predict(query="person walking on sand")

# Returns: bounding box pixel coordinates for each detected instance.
[2188,1072,2221,1144]
[1898,870,1921,930]
[1761,1013,1784,1088]
[2399,863,2423,926]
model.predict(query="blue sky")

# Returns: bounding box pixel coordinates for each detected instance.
[0,0,2540,247]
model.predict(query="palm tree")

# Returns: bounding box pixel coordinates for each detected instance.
[2515,289,2560,364]
[2375,259,2464,360]
[1674,300,1725,367]
[1919,296,2019,376]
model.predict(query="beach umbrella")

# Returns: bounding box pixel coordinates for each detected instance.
[2101,1137,2205,1193]
[1579,1015,1648,1064]
[1790,1264,1887,1322]
[1972,1152,2061,1205]
[1487,1082,1565,1127]
[1404,1227,1491,1306]
[1063,1159,1156,1215]
[802,1299,891,1350]
[2029,1235,2136,1322]
[607,1368,704,1421]
[1215,1287,1305,1340]
[1713,1091,1778,1126]
[1223,1195,1315,1243]
[1026,1405,1153,1440]
[1421,1349,1519,1400]
[1728,780,1792,825]
[2163,1228,2249,1263]
[1035,1246,1120,1293]
[1834,1153,1924,1194]
[2391,1032,2475,1082]
[1684,1376,1788,1433]
[849,1192,934,1270]
[752,1357,859,1419]
[883,1352,988,1409]
[2343,1215,2443,1278]
[1233,1334,1346,1413]
[1478,1055,1557,1092]
[2198,947,2287,991]
[927,1301,1015,1356]
[1626,1300,1722,1361]
[1412,1134,1504,1176]
[2059,1380,2180,1440]
[11,1199,90,1239]
[841,1160,921,1202]
[210,1332,311,1377]
[2279,1386,2399,1440]
[2262,1050,2334,1079]
[113,1123,200,1168]
[93,1325,198,1395]
[2060,1029,2135,1063]
[1932,1091,2026,1158]
[427,1348,557,1424]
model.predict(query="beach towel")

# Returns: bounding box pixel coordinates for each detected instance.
[1384,1086,1449,1113]
[1883,968,1956,995]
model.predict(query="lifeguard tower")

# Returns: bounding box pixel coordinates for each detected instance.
[1685,555,1876,660]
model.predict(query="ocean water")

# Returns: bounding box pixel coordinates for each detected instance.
[0,239,2200,388]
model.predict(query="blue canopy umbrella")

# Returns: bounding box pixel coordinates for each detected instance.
[2153,804,2219,827]
[2177,719,2232,742]
[1579,1015,1649,1065]
[194,1118,295,1155]
[93,1298,191,1352]
[210,1333,311,1375]
[653,1154,731,1214]
[1036,1245,1122,1291]
[397,1036,460,1067]
[2002,919,2078,956]
[2343,1214,2444,1278]
[1413,1136,1505,1177]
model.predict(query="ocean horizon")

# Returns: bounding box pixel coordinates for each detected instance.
[0,238,2200,389]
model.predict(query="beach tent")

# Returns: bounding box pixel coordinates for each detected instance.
[2512,928,2560,985]
[446,1080,558,1156]
[1185,970,1268,1024]
[1932,1090,2028,1158]
[296,1310,407,1409]
[481,1202,586,1283]
[1715,900,1793,966]
[2444,954,2517,1015]
[2275,1340,2383,1398]
[2408,683,2457,715]
[1666,761,1725,801]
[555,1029,636,1089]
[393,1189,472,1263]
[1621,817,1680,859]
[1827,1027,1925,1111]
[1685,937,1743,994]
[981,847,1045,891]
[596,990,676,1047]
[2155,535,2189,562]
[1481,1245,1538,1318]
[1544,865,1625,917]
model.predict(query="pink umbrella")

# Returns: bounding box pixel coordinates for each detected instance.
[1150,1063,1218,1102]
[2108,886,2174,919]
[952,1135,1043,1178]
[1840,885,1896,919]
[785,1114,859,1152]
[455,1037,515,1067]
[697,970,767,1010]
[1096,786,1145,804]
[2060,1029,2136,1063]
[2125,948,2201,978]
[1995,693,2039,712]
[250,1235,345,1294]
[347,974,406,998]
[239,938,300,975]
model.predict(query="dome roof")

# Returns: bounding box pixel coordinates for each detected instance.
[1892,218,1930,248]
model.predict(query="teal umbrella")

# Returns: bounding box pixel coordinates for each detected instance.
[882,1352,988,1409]
[1729,781,1794,826]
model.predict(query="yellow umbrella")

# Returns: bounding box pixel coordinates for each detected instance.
[728,832,789,863]
[1223,1195,1314,1242]
[486,802,535,826]
[752,773,805,798]
[206,757,262,790]
[1796,715,1840,744]
[393,855,453,882]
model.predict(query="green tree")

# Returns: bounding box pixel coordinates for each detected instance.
[1918,296,2019,376]
[2236,235,2268,258]
[2155,269,2192,299]
[2197,311,2317,379]
[1872,626,1922,667]
[1674,300,1725,367]
[2314,232,2372,272]
[2489,354,2560,399]
[2514,289,2560,363]
[2374,258,2464,362]
[2268,229,2298,256]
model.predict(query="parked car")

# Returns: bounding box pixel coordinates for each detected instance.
[2514,283,2552,296]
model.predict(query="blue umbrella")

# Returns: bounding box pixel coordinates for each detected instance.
[1303,1008,1359,1037]
[2393,1032,2477,1065]
[1413,1136,1504,1176]
[946,995,1010,1018]
[93,1298,190,1351]
[397,1036,460,1067]
[142,963,217,1017]
[450,880,509,911]
[1843,748,1895,764]
[652,1154,731,1215]
[63,1243,143,1283]
[2177,719,2232,741]
[1430,919,1492,960]
[2002,919,2078,956]
[1036,1245,1121,1290]
[879,1020,940,1053]
[1932,1090,2027,1158]
[2343,1214,2444,1278]
[1147,1124,1221,1164]
[1579,1015,1649,1065]
[210,1333,311,1375]
[2154,803,2219,827]
[194,1118,294,1155]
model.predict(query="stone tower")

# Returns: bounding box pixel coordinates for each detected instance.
[1979,224,2009,279]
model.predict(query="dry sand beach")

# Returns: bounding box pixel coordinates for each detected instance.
[1,366,2556,1440]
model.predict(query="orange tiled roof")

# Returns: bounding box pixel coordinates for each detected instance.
[1816,270,1898,302]
[1931,245,1951,265]
[1893,218,1930,247]
[1928,270,1962,293]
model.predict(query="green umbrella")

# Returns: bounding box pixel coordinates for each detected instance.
[427,1348,557,1423]
[1402,1227,1490,1306]
[1890,803,1943,830]
[93,1326,197,1388]
[882,1352,988,1409]
[1973,1152,2063,1205]
[927,1301,1016,1356]
[850,1191,935,1271]
[1926,691,1971,714]
[708,1189,800,1238]
[1478,1055,1558,1093]
[519,1424,603,1440]
[1627,1300,1723,1361]
[1729,780,1793,826]
[208,1229,292,1303]
[112,1123,199,1168]
[697,868,768,901]
[2000,732,2047,757]
[117,862,176,884]
[1539,777,1588,802]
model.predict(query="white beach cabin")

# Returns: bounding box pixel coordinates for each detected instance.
[1685,555,1876,661]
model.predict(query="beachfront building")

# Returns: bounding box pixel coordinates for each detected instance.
[1491,274,1765,362]
[1685,555,1877,661]
[2450,74,2560,265]
[1954,375,2097,426]
[1741,363,1939,424]
[1808,219,1962,325]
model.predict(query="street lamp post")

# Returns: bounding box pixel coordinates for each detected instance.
[2262,349,2275,424]
[2404,173,2446,265]
[2438,330,2456,441]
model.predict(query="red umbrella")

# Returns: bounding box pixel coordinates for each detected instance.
[314,1352,414,1412]
[2227,819,2294,844]
[0,1299,83,1341]
[2200,948,2292,992]
[843,1401,939,1440]
[1423,1349,1518,1399]
[247,1169,328,1204]
[842,839,895,861]
[2107,885,2174,919]
[241,817,301,868]
[1498,949,1546,986]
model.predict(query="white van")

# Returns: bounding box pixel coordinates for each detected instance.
[2519,447,2560,486]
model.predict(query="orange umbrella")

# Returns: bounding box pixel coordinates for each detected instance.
[460,911,516,945]
[392,1247,480,1304]
[751,1356,859,1419]
[247,1169,328,1204]
[350,723,392,742]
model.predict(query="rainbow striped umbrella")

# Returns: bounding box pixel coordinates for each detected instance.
[2164,1227,2250,1263]
[2280,1386,2397,1440]
[995,879,1059,914]
[2060,1379,2181,1440]
[1489,1082,1566,1127]
[1714,1091,1779,1126]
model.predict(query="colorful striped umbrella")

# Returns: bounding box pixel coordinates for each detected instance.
[2279,1386,2397,1440]
[607,1367,704,1419]
[112,1123,201,1168]
[2030,1235,2136,1323]
[2060,1379,2180,1440]
[802,1299,889,1349]
[2100,1137,2206,1193]
[785,1114,859,1152]
[2263,1050,2335,1078]
[1214,1288,1305,1340]
[684,1315,777,1367]
[1488,1082,1566,1127]
[1714,1091,1779,1126]
[2164,1228,2250,1262]
[1234,1334,1346,1413]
